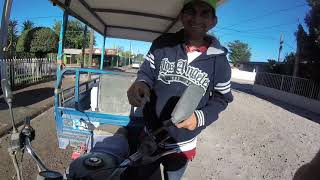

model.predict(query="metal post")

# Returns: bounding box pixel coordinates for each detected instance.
[55,0,70,109]
[100,27,106,70]
[0,0,13,79]
[309,82,315,99]
[75,70,80,109]
[57,11,69,75]
[280,75,284,91]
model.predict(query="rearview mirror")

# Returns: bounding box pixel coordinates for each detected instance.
[170,85,205,124]
[1,79,13,104]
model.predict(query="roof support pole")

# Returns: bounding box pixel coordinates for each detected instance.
[100,27,106,70]
[57,2,70,72]
[0,0,13,79]
[55,0,70,109]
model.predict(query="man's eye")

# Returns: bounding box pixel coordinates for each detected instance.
[201,11,213,19]
[184,9,195,16]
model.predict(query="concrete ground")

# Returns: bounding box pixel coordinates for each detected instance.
[0,75,93,136]
[0,74,320,180]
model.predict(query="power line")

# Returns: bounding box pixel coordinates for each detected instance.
[11,16,62,21]
[215,27,296,52]
[221,20,298,33]
[215,3,308,32]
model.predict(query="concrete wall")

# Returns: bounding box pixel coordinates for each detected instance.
[253,84,320,114]
[232,69,256,82]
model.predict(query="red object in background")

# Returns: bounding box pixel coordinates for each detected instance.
[71,143,88,160]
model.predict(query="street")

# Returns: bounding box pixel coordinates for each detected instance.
[0,78,319,180]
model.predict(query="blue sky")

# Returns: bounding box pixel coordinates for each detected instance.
[7,0,310,62]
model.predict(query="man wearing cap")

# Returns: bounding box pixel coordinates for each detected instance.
[127,0,233,179]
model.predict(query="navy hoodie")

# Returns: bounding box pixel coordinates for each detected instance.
[136,29,233,158]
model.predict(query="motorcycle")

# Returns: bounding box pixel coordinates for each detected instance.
[1,78,204,180]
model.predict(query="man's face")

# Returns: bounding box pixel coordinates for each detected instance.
[180,2,216,39]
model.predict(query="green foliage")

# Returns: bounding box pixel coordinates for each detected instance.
[22,20,34,31]
[284,52,296,64]
[305,0,320,47]
[16,27,58,58]
[30,28,58,57]
[7,20,19,53]
[53,19,95,49]
[136,54,144,62]
[16,29,31,52]
[227,40,251,65]
[266,59,277,72]
[299,0,320,63]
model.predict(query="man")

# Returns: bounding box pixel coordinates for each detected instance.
[127,0,233,179]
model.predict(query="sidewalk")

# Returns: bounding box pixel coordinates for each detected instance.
[0,78,75,136]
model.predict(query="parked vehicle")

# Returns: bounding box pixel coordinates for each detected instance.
[131,61,141,69]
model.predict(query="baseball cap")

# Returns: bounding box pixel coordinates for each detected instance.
[183,0,217,10]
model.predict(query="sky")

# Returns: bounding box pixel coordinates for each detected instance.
[6,0,310,62]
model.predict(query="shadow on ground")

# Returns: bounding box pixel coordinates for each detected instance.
[293,148,320,180]
[0,88,54,110]
[231,81,320,124]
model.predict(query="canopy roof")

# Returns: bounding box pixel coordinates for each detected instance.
[49,0,225,42]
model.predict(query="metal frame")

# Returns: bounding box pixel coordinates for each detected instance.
[92,8,175,21]
[49,0,178,37]
[0,0,13,79]
[78,0,108,28]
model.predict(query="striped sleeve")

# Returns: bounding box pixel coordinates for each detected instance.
[144,52,156,69]
[195,56,233,129]
[136,42,158,88]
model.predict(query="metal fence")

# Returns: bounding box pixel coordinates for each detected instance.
[255,72,320,101]
[0,58,57,88]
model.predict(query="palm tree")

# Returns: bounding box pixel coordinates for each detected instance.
[8,20,18,53]
[22,20,34,31]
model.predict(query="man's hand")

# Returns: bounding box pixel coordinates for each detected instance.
[127,81,150,107]
[176,113,197,131]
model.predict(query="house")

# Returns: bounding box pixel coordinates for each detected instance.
[62,48,120,66]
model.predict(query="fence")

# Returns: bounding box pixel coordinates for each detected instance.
[0,58,57,88]
[255,72,320,101]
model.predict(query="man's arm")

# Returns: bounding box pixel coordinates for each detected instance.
[195,56,233,129]
[127,43,158,107]
[177,56,233,132]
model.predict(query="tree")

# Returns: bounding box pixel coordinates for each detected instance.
[7,20,18,54]
[53,19,95,49]
[30,28,58,57]
[22,20,34,31]
[227,40,251,66]
[305,0,320,49]
[284,52,296,64]
[136,54,144,62]
[16,27,58,58]
[16,29,30,52]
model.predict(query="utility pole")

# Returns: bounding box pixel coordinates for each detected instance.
[129,41,132,65]
[88,28,94,67]
[278,34,284,62]
[116,46,119,67]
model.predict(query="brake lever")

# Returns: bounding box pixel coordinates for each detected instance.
[139,149,178,166]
